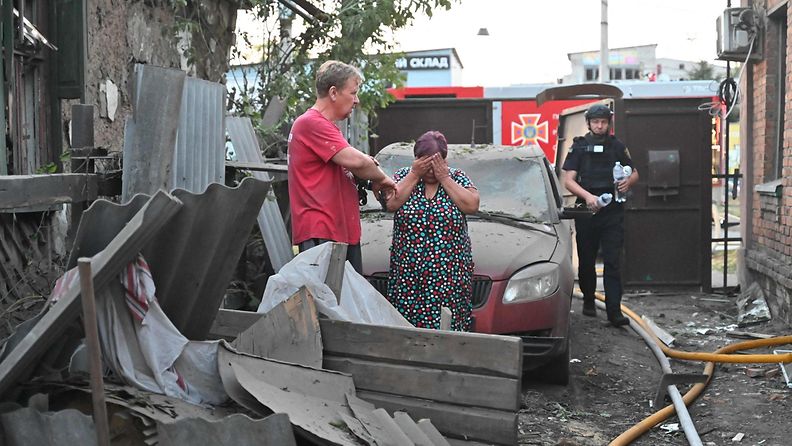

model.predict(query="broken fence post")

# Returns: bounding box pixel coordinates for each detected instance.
[78,257,111,446]
[325,243,347,304]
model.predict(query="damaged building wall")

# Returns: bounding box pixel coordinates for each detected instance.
[741,0,792,325]
[61,0,238,153]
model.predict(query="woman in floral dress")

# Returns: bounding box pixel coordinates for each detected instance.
[382,131,480,331]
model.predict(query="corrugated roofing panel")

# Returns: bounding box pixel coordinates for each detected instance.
[143,177,270,340]
[173,78,226,193]
[227,117,293,271]
[122,65,186,202]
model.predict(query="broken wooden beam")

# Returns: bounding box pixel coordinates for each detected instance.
[77,258,111,446]
[0,174,99,212]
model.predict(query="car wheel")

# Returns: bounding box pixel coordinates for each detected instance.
[538,339,570,386]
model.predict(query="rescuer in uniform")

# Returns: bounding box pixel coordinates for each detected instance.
[561,104,639,327]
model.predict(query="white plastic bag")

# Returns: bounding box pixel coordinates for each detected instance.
[257,244,411,327]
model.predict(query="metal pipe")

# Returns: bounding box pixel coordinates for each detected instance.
[575,292,703,445]
[598,298,703,446]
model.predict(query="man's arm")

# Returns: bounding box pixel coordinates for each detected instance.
[561,169,600,211]
[331,147,384,180]
[331,146,396,196]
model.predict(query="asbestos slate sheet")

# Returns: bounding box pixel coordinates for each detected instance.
[0,407,98,446]
[157,413,296,446]
[172,77,226,194]
[142,177,271,340]
[217,343,362,445]
[227,116,293,272]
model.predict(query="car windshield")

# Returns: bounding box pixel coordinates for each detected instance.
[376,152,552,222]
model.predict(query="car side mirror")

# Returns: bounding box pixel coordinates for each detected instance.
[559,206,592,219]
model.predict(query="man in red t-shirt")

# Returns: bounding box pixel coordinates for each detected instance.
[288,60,396,273]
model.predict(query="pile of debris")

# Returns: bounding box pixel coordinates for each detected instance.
[0,63,523,445]
[0,178,522,445]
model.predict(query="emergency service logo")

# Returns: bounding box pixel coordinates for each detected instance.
[510,114,549,146]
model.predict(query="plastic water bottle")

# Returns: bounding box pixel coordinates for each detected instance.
[613,162,626,203]
[596,193,613,208]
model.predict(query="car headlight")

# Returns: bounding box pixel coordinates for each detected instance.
[502,263,560,304]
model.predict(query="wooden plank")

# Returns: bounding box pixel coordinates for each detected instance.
[210,308,262,340]
[225,160,288,173]
[0,191,181,397]
[77,259,111,446]
[323,356,520,411]
[232,287,322,368]
[0,174,98,211]
[325,242,347,303]
[210,312,523,378]
[320,319,523,379]
[357,391,517,446]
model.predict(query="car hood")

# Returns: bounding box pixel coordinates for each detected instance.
[360,215,559,281]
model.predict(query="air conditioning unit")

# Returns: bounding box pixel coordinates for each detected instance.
[716,7,762,62]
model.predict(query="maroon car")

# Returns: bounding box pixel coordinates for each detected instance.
[360,143,576,384]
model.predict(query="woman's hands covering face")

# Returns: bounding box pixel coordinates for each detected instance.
[410,155,433,178]
[430,153,450,181]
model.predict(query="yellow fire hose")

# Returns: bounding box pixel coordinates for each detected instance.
[581,292,792,445]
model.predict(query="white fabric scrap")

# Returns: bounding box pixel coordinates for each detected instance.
[91,255,227,405]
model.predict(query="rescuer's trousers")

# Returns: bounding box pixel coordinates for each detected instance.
[574,205,625,317]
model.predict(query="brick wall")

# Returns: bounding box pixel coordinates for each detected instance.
[744,0,792,325]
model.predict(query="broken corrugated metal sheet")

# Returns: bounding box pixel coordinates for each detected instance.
[122,65,187,202]
[157,413,297,446]
[227,116,293,271]
[143,177,270,340]
[0,407,96,446]
[172,77,226,194]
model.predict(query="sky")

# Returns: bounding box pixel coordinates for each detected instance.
[235,0,729,87]
[388,0,728,86]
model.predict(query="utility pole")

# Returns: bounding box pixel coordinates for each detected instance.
[599,0,609,82]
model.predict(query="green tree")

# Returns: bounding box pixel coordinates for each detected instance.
[229,0,456,156]
[686,60,716,80]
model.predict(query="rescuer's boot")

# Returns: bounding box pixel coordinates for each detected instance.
[582,297,597,317]
[606,298,629,327]
[607,312,630,327]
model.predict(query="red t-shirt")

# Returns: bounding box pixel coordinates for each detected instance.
[287,108,361,245]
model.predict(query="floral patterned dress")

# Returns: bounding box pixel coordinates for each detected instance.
[387,167,475,331]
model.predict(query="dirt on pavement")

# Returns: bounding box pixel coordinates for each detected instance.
[519,292,792,446]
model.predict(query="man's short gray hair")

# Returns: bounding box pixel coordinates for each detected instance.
[315,60,362,98]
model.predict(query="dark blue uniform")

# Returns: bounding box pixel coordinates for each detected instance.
[562,133,632,322]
